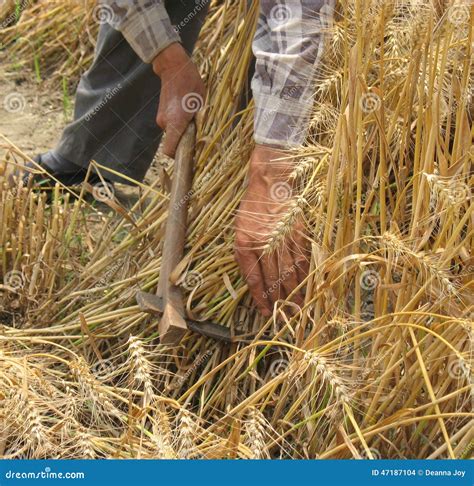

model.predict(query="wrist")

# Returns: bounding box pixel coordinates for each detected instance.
[152,42,190,77]
[248,144,296,184]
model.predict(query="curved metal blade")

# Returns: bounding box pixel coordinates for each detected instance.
[185,319,233,343]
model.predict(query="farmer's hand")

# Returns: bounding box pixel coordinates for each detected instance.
[234,145,310,316]
[152,43,205,158]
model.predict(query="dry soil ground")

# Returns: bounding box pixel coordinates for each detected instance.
[0,67,66,157]
[0,63,164,205]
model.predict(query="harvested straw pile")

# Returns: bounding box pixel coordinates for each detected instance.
[0,0,473,459]
[0,0,98,86]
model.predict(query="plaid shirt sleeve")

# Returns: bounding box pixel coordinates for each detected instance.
[101,0,333,148]
[252,0,335,147]
[102,0,180,63]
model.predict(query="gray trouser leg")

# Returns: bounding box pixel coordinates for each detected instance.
[53,1,209,185]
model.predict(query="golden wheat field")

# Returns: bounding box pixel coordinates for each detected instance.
[0,0,472,461]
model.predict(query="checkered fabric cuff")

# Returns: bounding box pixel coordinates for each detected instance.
[105,0,181,63]
[253,91,314,147]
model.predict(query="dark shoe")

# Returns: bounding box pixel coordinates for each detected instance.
[9,153,110,190]
[26,154,106,187]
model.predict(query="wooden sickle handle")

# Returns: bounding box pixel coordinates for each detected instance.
[157,121,196,306]
[157,121,196,345]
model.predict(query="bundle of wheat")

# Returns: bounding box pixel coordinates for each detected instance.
[0,0,97,86]
[0,0,472,459]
